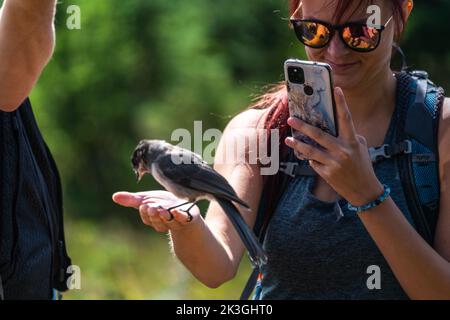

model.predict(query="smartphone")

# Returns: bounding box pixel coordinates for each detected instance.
[284,59,338,159]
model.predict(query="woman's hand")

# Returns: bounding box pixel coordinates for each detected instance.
[285,87,384,206]
[112,190,201,232]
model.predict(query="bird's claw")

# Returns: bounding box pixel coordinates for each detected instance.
[159,205,174,221]
[176,207,193,223]
[167,201,197,223]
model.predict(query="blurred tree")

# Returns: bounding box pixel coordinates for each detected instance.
[399,0,450,88]
[29,0,302,219]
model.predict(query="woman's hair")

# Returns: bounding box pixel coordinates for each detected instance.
[249,0,408,133]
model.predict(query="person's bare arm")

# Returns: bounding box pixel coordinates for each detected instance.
[170,108,268,287]
[355,97,450,299]
[0,0,57,111]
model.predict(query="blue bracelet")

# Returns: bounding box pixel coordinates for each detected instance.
[347,184,391,213]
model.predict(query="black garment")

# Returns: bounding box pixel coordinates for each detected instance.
[0,99,71,300]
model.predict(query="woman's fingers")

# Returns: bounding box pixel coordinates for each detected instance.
[287,117,337,151]
[113,192,144,209]
[112,190,179,209]
[139,204,194,232]
[285,136,332,164]
[171,208,197,226]
[114,190,198,232]
[334,87,358,142]
[139,204,154,227]
[147,204,171,232]
[157,207,197,228]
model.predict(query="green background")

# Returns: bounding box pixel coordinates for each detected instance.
[6,0,450,299]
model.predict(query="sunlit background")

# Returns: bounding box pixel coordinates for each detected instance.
[6,0,450,299]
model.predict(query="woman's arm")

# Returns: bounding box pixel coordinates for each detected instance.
[434,98,450,267]
[352,98,450,299]
[0,0,57,111]
[355,105,450,296]
[170,108,267,287]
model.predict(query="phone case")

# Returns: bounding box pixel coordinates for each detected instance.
[284,59,337,159]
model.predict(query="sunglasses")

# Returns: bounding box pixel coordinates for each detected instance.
[290,16,393,53]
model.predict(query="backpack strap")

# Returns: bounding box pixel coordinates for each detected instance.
[368,140,412,163]
[396,71,444,245]
[279,160,317,177]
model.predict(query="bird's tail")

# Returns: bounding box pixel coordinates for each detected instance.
[216,198,268,268]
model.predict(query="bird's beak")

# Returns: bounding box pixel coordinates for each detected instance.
[134,161,149,183]
[134,169,143,183]
[136,170,144,183]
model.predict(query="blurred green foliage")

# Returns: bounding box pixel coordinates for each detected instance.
[6,0,450,299]
[31,0,302,221]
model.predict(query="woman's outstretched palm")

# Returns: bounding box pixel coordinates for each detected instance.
[112,190,201,232]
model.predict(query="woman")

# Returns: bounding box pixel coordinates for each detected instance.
[113,0,450,299]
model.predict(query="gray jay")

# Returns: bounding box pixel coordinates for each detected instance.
[131,139,268,268]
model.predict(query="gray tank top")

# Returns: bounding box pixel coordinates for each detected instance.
[259,77,415,300]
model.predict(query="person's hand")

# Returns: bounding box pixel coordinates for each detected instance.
[285,87,384,206]
[112,190,201,232]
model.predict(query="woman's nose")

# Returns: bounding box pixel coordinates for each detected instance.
[326,32,350,58]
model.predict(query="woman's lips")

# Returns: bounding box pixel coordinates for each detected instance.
[326,60,359,73]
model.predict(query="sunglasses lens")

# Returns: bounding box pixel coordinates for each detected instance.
[342,24,381,51]
[293,21,331,48]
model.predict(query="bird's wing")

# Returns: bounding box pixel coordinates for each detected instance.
[156,152,250,208]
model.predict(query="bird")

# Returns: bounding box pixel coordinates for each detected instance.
[131,139,268,268]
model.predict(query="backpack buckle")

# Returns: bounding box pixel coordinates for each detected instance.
[280,161,298,177]
[369,144,390,163]
[403,140,413,154]
[409,70,429,80]
[369,140,412,163]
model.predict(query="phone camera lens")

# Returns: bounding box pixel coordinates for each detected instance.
[304,85,314,96]
[288,66,305,84]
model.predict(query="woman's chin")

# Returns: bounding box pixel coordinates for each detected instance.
[332,75,361,90]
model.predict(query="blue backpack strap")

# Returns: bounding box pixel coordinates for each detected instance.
[396,70,444,245]
[240,266,260,300]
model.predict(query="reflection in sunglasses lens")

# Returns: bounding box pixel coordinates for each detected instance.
[299,22,330,48]
[293,20,382,52]
[343,25,380,50]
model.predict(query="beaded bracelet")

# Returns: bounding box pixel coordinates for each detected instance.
[347,184,391,213]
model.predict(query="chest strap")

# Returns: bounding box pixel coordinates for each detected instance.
[279,160,316,177]
[368,139,412,163]
[279,139,417,177]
